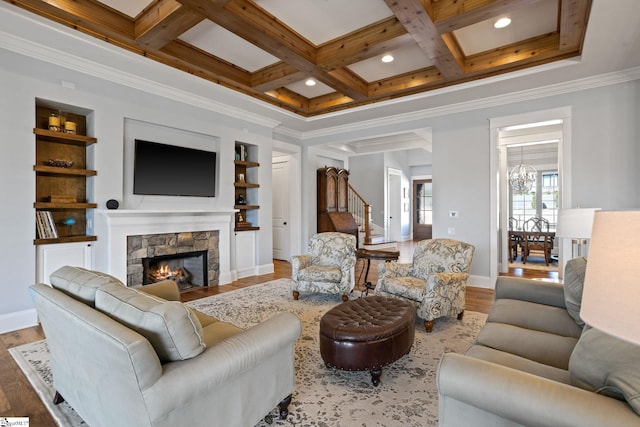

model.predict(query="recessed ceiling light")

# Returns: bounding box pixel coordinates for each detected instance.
[381,54,394,63]
[494,17,511,29]
[305,78,316,86]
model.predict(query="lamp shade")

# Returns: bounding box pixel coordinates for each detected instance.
[555,208,601,239]
[581,210,640,345]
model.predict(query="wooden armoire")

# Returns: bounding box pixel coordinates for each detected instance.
[317,167,359,245]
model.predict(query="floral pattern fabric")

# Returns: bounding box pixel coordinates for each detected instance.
[375,239,475,322]
[290,232,356,298]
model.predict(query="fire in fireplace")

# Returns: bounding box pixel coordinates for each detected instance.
[142,250,208,291]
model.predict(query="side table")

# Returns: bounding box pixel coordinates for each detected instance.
[356,248,400,295]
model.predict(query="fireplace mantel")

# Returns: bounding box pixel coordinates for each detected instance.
[97,209,236,285]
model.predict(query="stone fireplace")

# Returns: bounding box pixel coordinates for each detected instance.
[97,210,235,286]
[127,231,219,288]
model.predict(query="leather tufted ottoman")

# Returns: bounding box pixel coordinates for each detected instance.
[319,296,416,386]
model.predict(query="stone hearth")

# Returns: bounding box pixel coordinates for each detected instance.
[127,231,219,287]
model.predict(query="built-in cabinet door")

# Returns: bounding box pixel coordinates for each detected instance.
[37,242,93,284]
[234,230,256,279]
[337,169,349,212]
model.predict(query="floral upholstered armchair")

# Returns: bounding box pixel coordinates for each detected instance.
[290,232,357,302]
[374,239,475,332]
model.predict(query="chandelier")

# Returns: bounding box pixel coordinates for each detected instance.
[509,147,536,193]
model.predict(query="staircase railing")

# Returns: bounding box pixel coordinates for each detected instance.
[347,184,371,244]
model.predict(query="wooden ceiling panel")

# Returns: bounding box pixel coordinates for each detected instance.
[6,0,592,116]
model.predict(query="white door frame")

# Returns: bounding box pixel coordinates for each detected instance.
[386,167,403,242]
[272,159,291,260]
[489,106,572,287]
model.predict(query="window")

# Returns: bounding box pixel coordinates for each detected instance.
[510,171,558,230]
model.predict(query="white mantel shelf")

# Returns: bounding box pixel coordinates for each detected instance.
[97,209,236,286]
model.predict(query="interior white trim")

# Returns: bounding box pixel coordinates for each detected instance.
[489,107,572,287]
[98,210,236,285]
[0,309,38,334]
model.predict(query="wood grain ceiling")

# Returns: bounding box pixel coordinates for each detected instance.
[8,0,591,117]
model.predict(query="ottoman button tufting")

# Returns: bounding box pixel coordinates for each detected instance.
[319,296,416,386]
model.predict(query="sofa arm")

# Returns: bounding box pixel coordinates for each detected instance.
[377,262,412,279]
[495,276,566,308]
[136,280,181,301]
[144,312,302,407]
[437,353,640,427]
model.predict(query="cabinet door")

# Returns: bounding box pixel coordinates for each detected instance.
[37,242,93,284]
[234,231,256,279]
[337,169,349,212]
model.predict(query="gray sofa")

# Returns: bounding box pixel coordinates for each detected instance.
[437,257,640,426]
[30,266,301,427]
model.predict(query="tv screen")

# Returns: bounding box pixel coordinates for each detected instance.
[133,139,216,197]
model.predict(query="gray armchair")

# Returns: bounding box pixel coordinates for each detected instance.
[374,238,475,332]
[290,232,357,302]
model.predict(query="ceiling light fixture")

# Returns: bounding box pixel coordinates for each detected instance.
[305,78,316,86]
[494,17,512,29]
[381,54,394,63]
[509,146,536,193]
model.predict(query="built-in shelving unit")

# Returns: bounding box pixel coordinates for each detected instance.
[33,104,97,245]
[234,143,259,231]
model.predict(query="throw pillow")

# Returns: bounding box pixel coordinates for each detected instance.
[563,256,587,327]
[569,326,640,415]
[95,282,205,363]
[49,266,124,306]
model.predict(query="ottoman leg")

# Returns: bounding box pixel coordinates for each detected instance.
[370,368,382,387]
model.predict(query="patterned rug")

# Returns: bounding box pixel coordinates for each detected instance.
[9,279,487,427]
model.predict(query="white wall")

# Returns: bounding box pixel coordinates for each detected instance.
[0,46,276,330]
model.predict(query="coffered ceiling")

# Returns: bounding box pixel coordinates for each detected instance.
[8,0,592,117]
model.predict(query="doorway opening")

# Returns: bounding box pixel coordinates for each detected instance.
[490,106,572,286]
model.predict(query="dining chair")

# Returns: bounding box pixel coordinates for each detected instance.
[508,217,521,262]
[522,217,553,265]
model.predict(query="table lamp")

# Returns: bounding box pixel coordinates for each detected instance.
[581,210,640,345]
[556,208,600,258]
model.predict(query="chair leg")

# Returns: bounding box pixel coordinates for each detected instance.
[278,394,292,419]
[292,291,299,300]
[53,391,65,405]
[341,294,349,302]
[424,320,434,333]
[457,310,464,320]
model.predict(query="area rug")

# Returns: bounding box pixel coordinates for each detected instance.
[9,279,487,427]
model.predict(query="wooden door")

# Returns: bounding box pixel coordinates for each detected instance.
[413,179,433,241]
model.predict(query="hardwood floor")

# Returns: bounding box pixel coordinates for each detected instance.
[0,241,558,423]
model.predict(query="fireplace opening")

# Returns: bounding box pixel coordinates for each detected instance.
[142,250,208,291]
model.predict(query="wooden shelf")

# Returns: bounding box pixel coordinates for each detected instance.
[234,226,260,231]
[234,182,259,188]
[33,128,97,145]
[34,235,97,245]
[34,202,98,209]
[234,159,260,167]
[33,165,97,176]
[234,204,259,210]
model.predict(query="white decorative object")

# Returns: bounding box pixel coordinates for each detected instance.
[556,208,601,257]
[581,210,640,345]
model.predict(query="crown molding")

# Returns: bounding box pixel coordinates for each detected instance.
[0,6,282,129]
[275,65,640,142]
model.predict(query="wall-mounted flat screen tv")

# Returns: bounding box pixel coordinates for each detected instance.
[133,139,216,197]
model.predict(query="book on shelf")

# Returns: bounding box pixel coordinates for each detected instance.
[36,211,58,239]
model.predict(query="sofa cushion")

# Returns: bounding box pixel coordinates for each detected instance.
[50,266,124,306]
[488,299,582,338]
[95,282,205,363]
[475,322,578,370]
[563,257,588,327]
[188,309,243,347]
[569,326,640,415]
[465,344,571,384]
